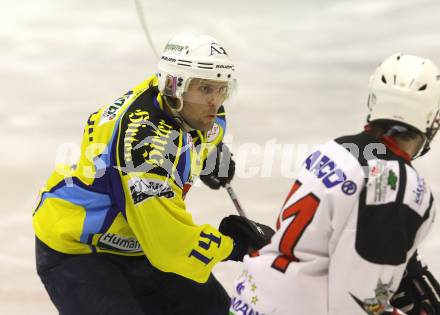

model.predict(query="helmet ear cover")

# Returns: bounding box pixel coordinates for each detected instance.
[161,74,184,111]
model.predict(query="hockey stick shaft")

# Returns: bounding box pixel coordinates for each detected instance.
[134,0,159,58]
[224,183,247,218]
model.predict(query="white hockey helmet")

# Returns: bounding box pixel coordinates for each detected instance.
[367,53,440,149]
[157,33,236,112]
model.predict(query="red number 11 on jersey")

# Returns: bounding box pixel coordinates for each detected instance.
[272,180,320,273]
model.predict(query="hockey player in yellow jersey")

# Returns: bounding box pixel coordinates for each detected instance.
[33,33,274,315]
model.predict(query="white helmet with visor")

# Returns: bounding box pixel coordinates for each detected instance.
[157,33,236,112]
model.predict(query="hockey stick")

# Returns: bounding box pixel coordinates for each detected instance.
[134,0,159,58]
[224,183,247,218]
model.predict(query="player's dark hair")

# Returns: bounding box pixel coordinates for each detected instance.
[368,120,423,141]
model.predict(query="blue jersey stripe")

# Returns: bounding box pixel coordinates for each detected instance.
[39,184,111,243]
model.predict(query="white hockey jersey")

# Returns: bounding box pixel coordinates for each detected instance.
[230,132,435,315]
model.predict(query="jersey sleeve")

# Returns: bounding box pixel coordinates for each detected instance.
[328,159,435,315]
[116,100,233,283]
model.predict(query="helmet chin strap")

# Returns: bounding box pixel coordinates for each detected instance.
[416,140,430,158]
[163,96,194,133]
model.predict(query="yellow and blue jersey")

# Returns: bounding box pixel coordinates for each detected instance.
[33,75,234,283]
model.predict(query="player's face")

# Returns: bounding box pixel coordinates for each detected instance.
[181,79,228,131]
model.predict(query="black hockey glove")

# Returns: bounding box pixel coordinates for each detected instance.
[219,215,275,262]
[200,143,235,190]
[391,253,440,315]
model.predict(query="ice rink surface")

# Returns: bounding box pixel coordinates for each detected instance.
[1,0,440,313]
